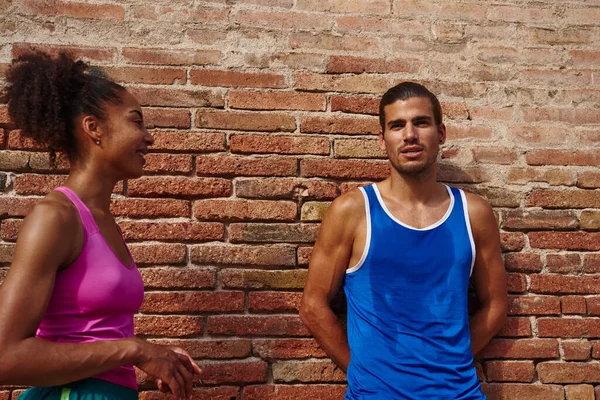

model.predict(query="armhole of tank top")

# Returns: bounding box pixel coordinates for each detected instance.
[346,187,371,275]
[460,189,476,277]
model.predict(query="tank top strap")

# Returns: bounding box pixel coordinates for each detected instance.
[54,186,100,236]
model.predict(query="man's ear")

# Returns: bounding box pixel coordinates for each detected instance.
[378,130,387,151]
[438,123,447,145]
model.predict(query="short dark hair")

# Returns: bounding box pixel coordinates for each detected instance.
[6,51,125,161]
[379,82,442,131]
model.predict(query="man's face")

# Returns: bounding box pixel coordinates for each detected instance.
[379,97,446,176]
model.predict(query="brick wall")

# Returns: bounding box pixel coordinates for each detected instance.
[0,0,599,399]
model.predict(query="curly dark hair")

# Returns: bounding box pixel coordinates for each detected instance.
[5,51,125,160]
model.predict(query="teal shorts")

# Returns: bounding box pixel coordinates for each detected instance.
[19,378,138,400]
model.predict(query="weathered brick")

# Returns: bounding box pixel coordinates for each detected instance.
[190,244,296,267]
[12,42,115,62]
[207,315,310,337]
[134,315,203,337]
[140,291,244,313]
[330,95,379,115]
[501,232,526,252]
[229,223,319,243]
[294,72,390,94]
[272,360,346,383]
[508,295,560,316]
[301,202,331,222]
[199,361,268,385]
[562,341,592,361]
[144,108,190,129]
[248,291,302,312]
[127,176,231,198]
[334,138,386,159]
[0,197,40,218]
[110,198,191,218]
[297,246,313,265]
[528,232,600,251]
[301,159,389,180]
[0,219,21,241]
[142,153,192,174]
[139,387,239,400]
[523,107,600,124]
[446,125,493,140]
[140,268,216,290]
[504,253,542,273]
[506,273,527,294]
[130,5,229,24]
[148,338,251,359]
[472,147,517,165]
[235,178,338,200]
[502,210,578,231]
[119,221,224,242]
[193,199,297,221]
[526,150,599,166]
[196,110,295,132]
[497,317,532,338]
[538,362,600,384]
[234,9,331,31]
[221,269,307,290]
[129,244,186,265]
[508,126,567,146]
[104,66,186,85]
[122,47,220,66]
[561,296,587,315]
[243,385,346,400]
[229,91,326,111]
[479,339,559,359]
[230,135,329,155]
[13,174,67,195]
[301,115,379,135]
[507,168,576,186]
[191,70,286,88]
[196,155,297,177]
[0,243,15,263]
[566,384,595,400]
[584,254,600,273]
[578,171,600,189]
[546,254,582,274]
[150,131,225,152]
[20,0,124,19]
[481,383,564,400]
[587,297,600,316]
[438,165,489,184]
[252,339,326,359]
[297,0,389,14]
[485,361,534,383]
[129,87,224,108]
[531,275,600,295]
[290,33,379,52]
[538,318,600,338]
[328,56,420,74]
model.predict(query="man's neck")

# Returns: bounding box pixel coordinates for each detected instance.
[383,165,445,205]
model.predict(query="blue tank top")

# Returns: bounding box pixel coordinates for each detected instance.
[343,183,485,400]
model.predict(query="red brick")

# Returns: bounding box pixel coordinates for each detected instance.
[508,295,560,316]
[144,108,190,129]
[501,232,526,252]
[191,70,286,88]
[142,153,192,174]
[504,253,542,273]
[562,341,592,361]
[528,189,600,209]
[12,42,115,62]
[230,135,329,155]
[0,129,6,148]
[529,232,600,251]
[584,254,600,273]
[196,110,295,132]
[129,87,224,108]
[243,384,346,400]
[140,268,215,290]
[297,0,389,14]
[235,178,338,200]
[120,221,223,242]
[470,107,514,122]
[207,315,310,336]
[538,318,600,338]
[594,342,600,359]
[527,150,599,166]
[485,361,534,383]
[290,33,378,52]
[301,159,389,179]
[20,0,124,19]
[13,174,66,195]
[508,126,567,146]
[561,296,587,315]
[190,244,296,267]
[252,339,326,359]
[578,171,600,189]
[0,219,20,241]
[497,317,532,338]
[0,197,40,218]
[328,56,420,74]
[569,50,600,68]
[523,107,600,124]
[294,72,390,94]
[104,66,186,85]
[129,244,186,265]
[300,201,331,222]
[220,269,307,290]
[196,155,297,177]
[229,223,318,243]
[502,210,578,231]
[248,292,302,312]
[229,90,326,111]
[547,254,582,274]
[122,47,220,66]
[507,167,576,186]
[538,362,600,384]
[130,6,229,24]
[148,338,251,359]
[151,131,225,152]
[199,361,268,385]
[0,392,8,400]
[565,6,600,25]
[336,16,427,35]
[520,70,592,88]
[472,147,517,165]
[110,198,190,218]
[138,387,239,400]
[506,273,527,294]
[272,360,345,383]
[297,246,313,265]
[446,125,493,140]
[134,315,203,337]
[0,243,15,263]
[233,10,332,31]
[140,291,244,313]
[334,138,386,159]
[587,297,600,316]
[438,165,489,184]
[532,275,600,295]
[127,176,231,198]
[566,384,595,400]
[481,383,564,400]
[193,199,296,222]
[479,339,559,359]
[301,115,379,135]
[522,27,593,46]
[330,95,379,115]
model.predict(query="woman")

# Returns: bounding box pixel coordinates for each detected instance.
[0,51,200,400]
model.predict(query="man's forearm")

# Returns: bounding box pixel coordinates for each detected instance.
[301,305,350,372]
[469,302,507,356]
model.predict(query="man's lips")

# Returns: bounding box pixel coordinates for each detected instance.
[400,146,424,158]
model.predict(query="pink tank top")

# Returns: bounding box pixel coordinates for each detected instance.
[36,186,145,390]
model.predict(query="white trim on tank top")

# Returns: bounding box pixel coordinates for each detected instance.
[346,187,371,274]
[373,183,454,231]
[460,189,477,277]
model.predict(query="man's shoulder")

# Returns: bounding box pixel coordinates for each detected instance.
[330,186,368,216]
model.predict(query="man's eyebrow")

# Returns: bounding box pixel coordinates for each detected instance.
[414,115,433,121]
[387,118,405,127]
[129,110,143,118]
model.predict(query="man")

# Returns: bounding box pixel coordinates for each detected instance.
[300,82,507,399]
